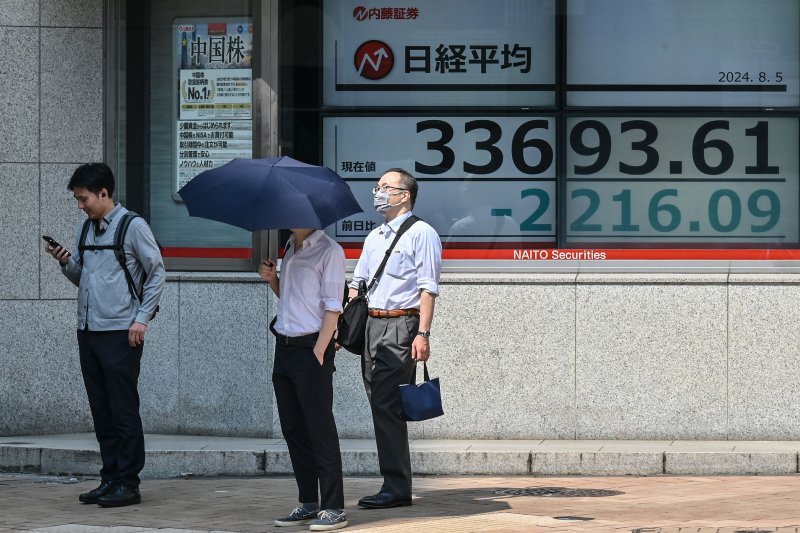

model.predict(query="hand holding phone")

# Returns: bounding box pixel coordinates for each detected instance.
[42,235,71,257]
[259,258,278,285]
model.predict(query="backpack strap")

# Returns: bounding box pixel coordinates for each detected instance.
[78,218,92,265]
[76,211,142,301]
[114,212,141,301]
[117,211,161,317]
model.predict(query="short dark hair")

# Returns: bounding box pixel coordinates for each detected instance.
[385,167,418,208]
[67,163,115,197]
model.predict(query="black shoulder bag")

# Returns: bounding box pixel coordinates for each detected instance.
[336,216,420,355]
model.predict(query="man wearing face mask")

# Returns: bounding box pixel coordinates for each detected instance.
[348,168,442,509]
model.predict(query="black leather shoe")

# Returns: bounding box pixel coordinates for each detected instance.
[358,492,412,509]
[78,480,115,504]
[96,484,141,507]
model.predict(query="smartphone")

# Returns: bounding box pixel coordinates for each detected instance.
[42,235,71,256]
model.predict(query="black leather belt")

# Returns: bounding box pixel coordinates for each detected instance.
[273,331,318,347]
[269,316,318,348]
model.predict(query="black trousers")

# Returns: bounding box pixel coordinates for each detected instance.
[77,329,145,489]
[362,314,418,498]
[272,341,344,510]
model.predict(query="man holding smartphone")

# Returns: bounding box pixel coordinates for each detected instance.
[44,163,165,507]
[259,228,348,531]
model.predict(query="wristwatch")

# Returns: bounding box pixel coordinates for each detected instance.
[416,330,431,339]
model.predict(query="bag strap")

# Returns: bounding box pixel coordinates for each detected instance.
[77,211,142,301]
[114,212,141,301]
[410,362,431,384]
[343,278,368,306]
[367,215,420,291]
[78,218,92,264]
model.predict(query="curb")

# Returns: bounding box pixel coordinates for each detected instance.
[3,442,800,477]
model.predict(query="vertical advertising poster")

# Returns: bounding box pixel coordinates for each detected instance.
[173,19,254,198]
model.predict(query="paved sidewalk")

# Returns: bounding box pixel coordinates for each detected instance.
[2,472,800,532]
[4,434,800,532]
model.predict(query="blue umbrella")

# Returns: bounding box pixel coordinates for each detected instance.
[177,156,363,230]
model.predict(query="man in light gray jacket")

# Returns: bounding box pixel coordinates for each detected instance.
[45,163,165,508]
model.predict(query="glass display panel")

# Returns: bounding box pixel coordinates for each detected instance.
[322,0,556,107]
[109,0,800,269]
[323,115,556,254]
[566,0,800,107]
[565,116,799,244]
[148,2,254,260]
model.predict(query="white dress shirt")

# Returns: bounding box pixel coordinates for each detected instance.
[350,211,442,310]
[274,230,346,336]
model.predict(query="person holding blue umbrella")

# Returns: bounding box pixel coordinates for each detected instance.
[260,227,348,531]
[180,156,360,530]
[178,157,363,231]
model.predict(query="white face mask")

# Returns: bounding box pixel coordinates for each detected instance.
[373,190,404,212]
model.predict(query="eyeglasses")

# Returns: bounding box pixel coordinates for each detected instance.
[372,185,407,194]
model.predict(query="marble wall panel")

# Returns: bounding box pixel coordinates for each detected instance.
[12,271,800,440]
[0,164,39,299]
[729,278,800,439]
[0,0,39,25]
[39,163,84,299]
[423,279,576,439]
[178,280,274,436]
[575,277,728,439]
[0,300,90,436]
[40,0,101,27]
[40,28,102,163]
[139,282,180,433]
[0,28,38,162]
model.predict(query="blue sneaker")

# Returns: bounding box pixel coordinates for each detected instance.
[274,504,320,527]
[309,509,348,531]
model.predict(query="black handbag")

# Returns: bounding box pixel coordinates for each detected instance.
[336,216,420,355]
[399,362,444,421]
[335,280,369,355]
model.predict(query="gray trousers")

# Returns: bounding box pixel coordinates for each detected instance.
[362,314,419,498]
